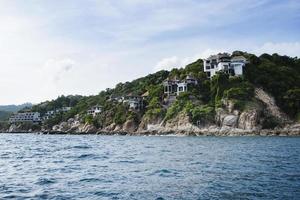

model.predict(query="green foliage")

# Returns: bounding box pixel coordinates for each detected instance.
[283,88,300,118]
[188,105,215,124]
[84,115,93,124]
[262,115,281,129]
[148,85,164,100]
[224,84,254,101]
[244,53,300,116]
[210,72,229,106]
[113,104,127,125]
[165,93,192,120]
[43,113,63,128]
[0,121,9,131]
[145,97,165,120]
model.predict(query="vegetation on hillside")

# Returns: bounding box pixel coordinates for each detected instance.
[8,51,300,129]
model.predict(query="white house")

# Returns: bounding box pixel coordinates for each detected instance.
[87,106,102,117]
[203,53,247,78]
[9,112,41,123]
[231,55,247,76]
[177,82,188,96]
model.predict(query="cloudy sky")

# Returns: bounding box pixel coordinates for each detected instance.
[0,0,299,104]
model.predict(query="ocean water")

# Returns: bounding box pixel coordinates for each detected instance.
[0,134,299,200]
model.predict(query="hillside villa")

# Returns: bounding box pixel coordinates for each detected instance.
[87,105,102,117]
[163,75,198,96]
[108,94,144,111]
[123,95,144,110]
[203,53,247,78]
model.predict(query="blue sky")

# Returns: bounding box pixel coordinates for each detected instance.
[0,0,299,104]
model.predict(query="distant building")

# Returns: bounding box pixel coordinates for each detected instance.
[109,94,144,111]
[9,112,41,124]
[87,105,102,117]
[163,75,198,96]
[43,110,55,120]
[203,53,247,78]
[61,107,72,112]
[163,79,179,96]
[42,107,72,121]
[123,95,144,110]
[177,82,188,95]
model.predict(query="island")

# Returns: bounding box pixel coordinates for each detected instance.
[1,51,300,136]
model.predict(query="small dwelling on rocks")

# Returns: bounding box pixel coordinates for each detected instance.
[9,112,41,124]
[87,105,102,117]
[163,75,198,96]
[203,53,247,78]
[123,95,144,110]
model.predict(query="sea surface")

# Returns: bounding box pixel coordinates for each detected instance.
[0,134,299,200]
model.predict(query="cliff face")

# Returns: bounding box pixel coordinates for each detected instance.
[122,88,298,136]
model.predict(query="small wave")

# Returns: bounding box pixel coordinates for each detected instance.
[80,178,101,183]
[94,191,120,197]
[151,169,182,178]
[155,169,172,174]
[77,154,96,159]
[117,160,144,164]
[80,178,113,183]
[35,178,56,185]
[73,145,91,149]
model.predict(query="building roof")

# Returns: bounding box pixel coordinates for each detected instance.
[141,91,149,97]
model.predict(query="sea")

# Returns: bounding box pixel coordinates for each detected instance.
[0,133,299,199]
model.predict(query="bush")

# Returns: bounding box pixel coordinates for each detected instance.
[283,88,300,118]
[113,104,127,125]
[145,97,165,120]
[210,72,229,105]
[165,101,184,120]
[189,105,215,124]
[224,86,253,101]
[262,116,281,129]
[84,115,93,124]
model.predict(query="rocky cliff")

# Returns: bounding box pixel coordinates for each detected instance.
[3,88,299,136]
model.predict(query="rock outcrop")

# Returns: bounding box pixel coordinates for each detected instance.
[255,88,290,123]
[238,109,261,130]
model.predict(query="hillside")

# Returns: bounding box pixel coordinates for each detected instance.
[0,103,32,113]
[0,111,12,121]
[3,51,300,135]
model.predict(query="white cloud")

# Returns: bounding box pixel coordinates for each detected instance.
[154,56,182,71]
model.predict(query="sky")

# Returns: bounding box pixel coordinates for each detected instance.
[0,0,299,105]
